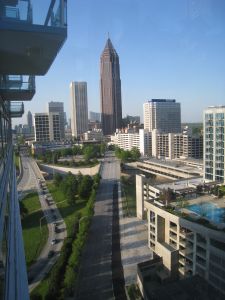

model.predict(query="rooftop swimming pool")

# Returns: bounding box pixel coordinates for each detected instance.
[187,202,225,224]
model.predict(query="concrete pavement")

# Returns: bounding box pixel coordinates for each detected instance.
[75,152,121,300]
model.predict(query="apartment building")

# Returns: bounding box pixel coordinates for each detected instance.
[111,129,152,155]
[152,129,203,160]
[144,99,181,133]
[34,112,61,142]
[0,1,67,299]
[144,199,225,296]
[34,113,50,142]
[204,106,225,183]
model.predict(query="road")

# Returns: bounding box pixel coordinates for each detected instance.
[17,154,67,292]
[75,152,126,300]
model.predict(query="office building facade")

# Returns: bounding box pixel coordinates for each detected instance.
[0,1,67,299]
[100,38,122,135]
[48,101,65,140]
[34,113,50,142]
[89,111,101,122]
[204,106,225,183]
[144,99,181,133]
[70,81,88,138]
[34,112,61,142]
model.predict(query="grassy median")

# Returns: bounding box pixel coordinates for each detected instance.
[121,175,136,216]
[30,180,92,299]
[21,192,48,268]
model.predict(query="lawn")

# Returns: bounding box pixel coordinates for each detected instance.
[21,192,48,268]
[14,153,20,173]
[121,175,136,216]
[47,181,88,236]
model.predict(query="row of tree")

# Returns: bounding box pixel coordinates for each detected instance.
[35,143,106,164]
[53,172,101,205]
[115,147,141,162]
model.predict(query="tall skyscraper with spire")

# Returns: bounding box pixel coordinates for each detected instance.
[100,38,122,135]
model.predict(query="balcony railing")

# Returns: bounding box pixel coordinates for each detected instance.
[0,0,67,75]
[10,101,24,118]
[0,75,35,100]
[1,0,67,28]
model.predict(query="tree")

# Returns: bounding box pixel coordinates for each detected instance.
[53,173,63,186]
[131,147,141,161]
[83,146,94,161]
[79,175,93,199]
[159,188,176,206]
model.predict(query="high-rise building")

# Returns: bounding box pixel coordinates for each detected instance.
[34,113,50,142]
[204,106,225,183]
[100,38,122,135]
[27,110,33,128]
[0,1,67,299]
[48,101,65,140]
[34,112,61,142]
[144,99,181,133]
[70,81,88,138]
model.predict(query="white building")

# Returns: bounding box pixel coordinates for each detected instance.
[70,81,88,138]
[144,99,181,133]
[111,129,152,155]
[204,106,225,183]
[83,129,103,141]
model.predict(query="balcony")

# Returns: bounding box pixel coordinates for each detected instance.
[10,101,24,117]
[0,0,67,75]
[0,75,35,100]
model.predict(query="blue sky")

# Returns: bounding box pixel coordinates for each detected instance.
[18,0,225,125]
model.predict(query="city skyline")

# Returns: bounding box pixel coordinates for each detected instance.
[13,0,225,126]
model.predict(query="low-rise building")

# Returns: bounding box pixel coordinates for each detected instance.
[144,196,225,296]
[83,129,103,141]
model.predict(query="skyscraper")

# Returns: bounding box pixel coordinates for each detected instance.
[144,99,181,133]
[100,38,122,135]
[48,101,65,140]
[27,110,33,128]
[70,81,88,138]
[204,106,225,183]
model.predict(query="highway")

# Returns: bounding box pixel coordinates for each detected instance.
[75,151,126,300]
[18,154,67,292]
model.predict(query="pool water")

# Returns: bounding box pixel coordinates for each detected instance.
[187,202,225,224]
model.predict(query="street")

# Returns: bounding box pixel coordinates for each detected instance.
[75,152,124,300]
[17,154,67,292]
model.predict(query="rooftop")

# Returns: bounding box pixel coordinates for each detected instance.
[147,99,176,103]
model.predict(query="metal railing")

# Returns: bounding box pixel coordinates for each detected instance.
[10,102,24,117]
[0,75,35,91]
[1,0,67,28]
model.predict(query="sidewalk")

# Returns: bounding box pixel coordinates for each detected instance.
[118,182,152,285]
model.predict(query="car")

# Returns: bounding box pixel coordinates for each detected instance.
[51,239,57,245]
